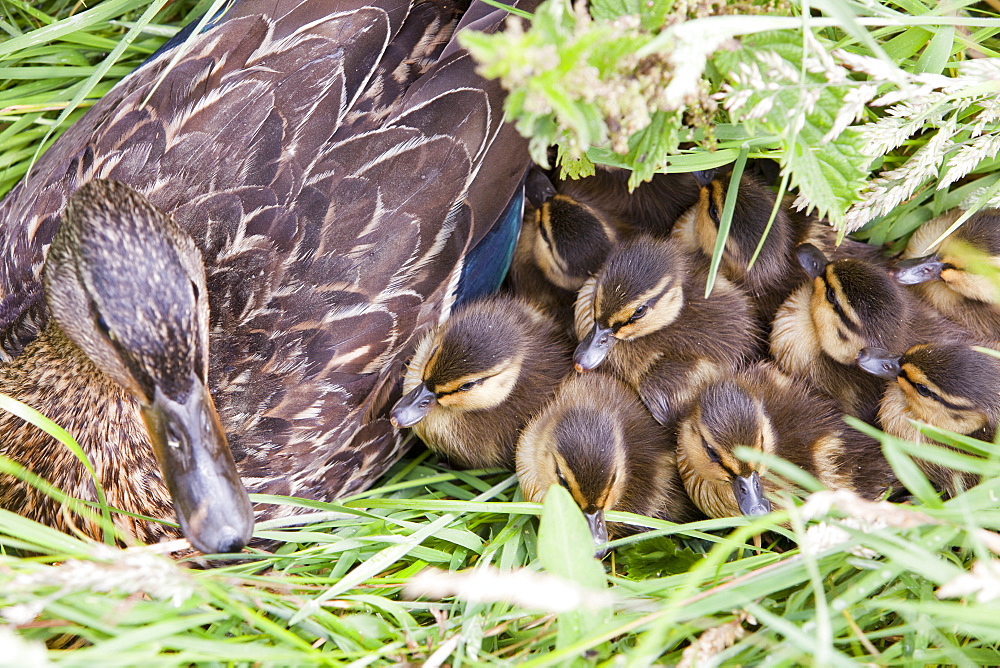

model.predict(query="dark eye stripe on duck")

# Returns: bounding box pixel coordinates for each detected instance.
[607,274,676,329]
[899,368,975,411]
[707,181,723,226]
[434,373,493,397]
[821,273,861,334]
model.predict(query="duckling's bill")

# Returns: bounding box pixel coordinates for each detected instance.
[574,324,616,372]
[892,254,946,285]
[732,471,770,517]
[139,375,254,554]
[856,347,902,379]
[390,384,437,428]
[585,508,609,559]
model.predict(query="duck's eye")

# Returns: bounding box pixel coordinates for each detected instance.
[914,382,934,398]
[458,381,476,392]
[556,470,570,490]
[627,305,647,324]
[707,199,720,224]
[96,315,112,336]
[538,220,552,248]
[704,444,722,464]
[825,285,837,304]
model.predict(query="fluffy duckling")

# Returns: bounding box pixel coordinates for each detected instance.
[676,364,898,519]
[517,372,702,552]
[573,234,758,427]
[507,170,622,324]
[671,171,800,329]
[770,243,959,423]
[894,211,1000,342]
[672,171,886,334]
[390,297,569,469]
[552,166,700,237]
[857,342,1000,495]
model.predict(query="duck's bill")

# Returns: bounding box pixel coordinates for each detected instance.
[856,346,902,379]
[141,378,254,554]
[390,384,437,428]
[892,254,946,285]
[574,324,616,372]
[585,508,609,559]
[733,471,771,517]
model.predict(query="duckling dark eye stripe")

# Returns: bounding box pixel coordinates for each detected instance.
[899,371,971,411]
[824,282,860,334]
[435,375,489,397]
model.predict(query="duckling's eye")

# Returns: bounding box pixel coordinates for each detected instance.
[458,381,476,392]
[556,470,571,490]
[538,220,552,248]
[704,444,722,464]
[96,315,112,337]
[627,305,647,324]
[707,199,720,224]
[825,285,837,305]
[913,382,934,398]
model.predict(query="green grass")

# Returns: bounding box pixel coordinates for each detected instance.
[4,1,1000,665]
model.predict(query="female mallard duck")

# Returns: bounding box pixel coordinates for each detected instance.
[857,342,1000,495]
[676,363,898,519]
[390,296,569,469]
[893,211,1000,342]
[517,372,702,554]
[770,243,959,423]
[573,233,757,427]
[0,0,535,552]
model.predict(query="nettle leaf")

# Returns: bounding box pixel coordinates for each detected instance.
[615,536,702,581]
[713,30,870,229]
[626,111,683,187]
[590,0,675,32]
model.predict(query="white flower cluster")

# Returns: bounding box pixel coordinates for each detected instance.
[846,58,1000,229]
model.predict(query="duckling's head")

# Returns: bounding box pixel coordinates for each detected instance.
[894,214,1000,305]
[528,194,619,292]
[677,381,772,518]
[392,299,530,426]
[690,172,789,277]
[797,243,904,364]
[574,236,687,371]
[857,343,1000,435]
[517,402,629,555]
[42,179,253,554]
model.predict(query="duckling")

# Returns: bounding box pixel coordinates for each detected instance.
[507,170,622,325]
[894,211,1000,342]
[676,363,898,519]
[857,342,1000,495]
[573,234,758,427]
[551,166,700,237]
[672,171,886,335]
[390,297,569,469]
[517,372,703,552]
[770,243,959,423]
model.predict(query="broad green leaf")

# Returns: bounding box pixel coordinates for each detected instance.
[916,26,954,75]
[537,484,609,657]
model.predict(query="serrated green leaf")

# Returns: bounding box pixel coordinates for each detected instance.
[615,536,702,580]
[713,30,871,229]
